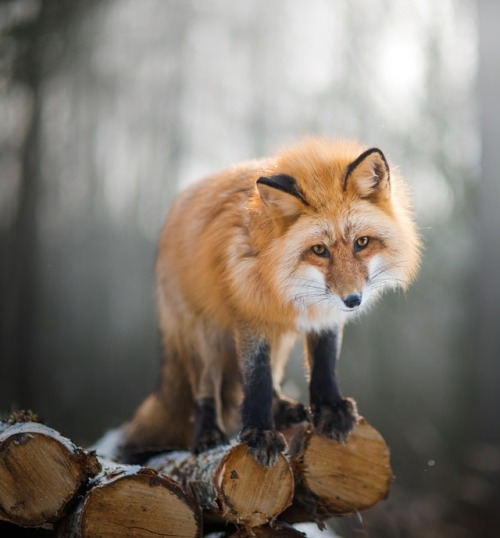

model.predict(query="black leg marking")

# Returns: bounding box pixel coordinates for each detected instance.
[241,340,274,430]
[238,339,286,467]
[191,397,229,454]
[307,329,359,442]
[272,390,308,430]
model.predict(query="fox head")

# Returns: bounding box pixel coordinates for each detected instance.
[252,138,421,331]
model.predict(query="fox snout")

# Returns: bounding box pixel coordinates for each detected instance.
[342,294,362,309]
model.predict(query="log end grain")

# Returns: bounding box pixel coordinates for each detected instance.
[75,468,202,537]
[0,423,100,527]
[216,444,294,528]
[294,418,393,517]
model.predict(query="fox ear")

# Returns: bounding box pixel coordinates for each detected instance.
[344,148,390,200]
[256,174,308,220]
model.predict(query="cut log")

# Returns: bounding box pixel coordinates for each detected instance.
[60,463,202,537]
[1,412,392,535]
[282,418,393,522]
[147,443,295,529]
[0,420,101,528]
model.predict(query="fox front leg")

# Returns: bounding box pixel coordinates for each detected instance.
[307,328,359,442]
[238,336,287,467]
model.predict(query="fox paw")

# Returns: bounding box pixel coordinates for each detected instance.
[239,428,287,467]
[311,397,359,443]
[191,426,229,454]
[273,396,308,430]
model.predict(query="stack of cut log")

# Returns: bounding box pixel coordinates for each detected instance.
[0,412,393,536]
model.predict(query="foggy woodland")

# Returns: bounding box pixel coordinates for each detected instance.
[1,0,499,536]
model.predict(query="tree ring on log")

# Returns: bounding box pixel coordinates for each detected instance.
[216,444,294,528]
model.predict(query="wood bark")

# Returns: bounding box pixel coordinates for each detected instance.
[1,414,392,536]
[0,418,201,536]
[282,417,393,522]
[147,443,295,530]
[0,419,100,528]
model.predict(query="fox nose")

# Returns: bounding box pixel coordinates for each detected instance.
[343,294,362,309]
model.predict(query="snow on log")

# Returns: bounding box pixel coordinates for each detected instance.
[282,417,393,522]
[0,419,101,528]
[0,412,392,536]
[147,442,295,530]
[59,462,202,537]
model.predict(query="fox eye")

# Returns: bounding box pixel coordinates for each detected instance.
[311,244,330,258]
[355,236,370,250]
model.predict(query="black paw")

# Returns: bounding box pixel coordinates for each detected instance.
[191,426,229,454]
[273,396,308,430]
[238,428,287,467]
[311,397,359,442]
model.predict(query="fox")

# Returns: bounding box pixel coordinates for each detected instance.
[119,137,421,467]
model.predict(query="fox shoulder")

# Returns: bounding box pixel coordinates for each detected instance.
[157,138,421,333]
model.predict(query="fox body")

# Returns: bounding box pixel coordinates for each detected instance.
[122,138,421,465]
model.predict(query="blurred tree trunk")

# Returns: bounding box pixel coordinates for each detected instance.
[1,0,97,415]
[477,0,500,447]
[1,0,193,443]
[1,0,45,409]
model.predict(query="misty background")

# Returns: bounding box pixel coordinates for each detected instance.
[1,1,499,536]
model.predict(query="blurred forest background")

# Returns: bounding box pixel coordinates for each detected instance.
[1,0,499,536]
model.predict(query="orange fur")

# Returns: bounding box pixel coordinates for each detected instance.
[122,137,421,454]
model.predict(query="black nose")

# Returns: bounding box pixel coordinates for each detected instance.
[343,294,362,309]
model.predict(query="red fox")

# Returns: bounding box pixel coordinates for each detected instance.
[120,137,421,466]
